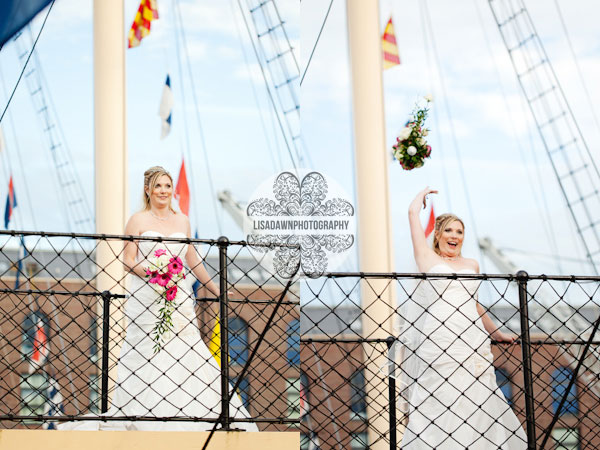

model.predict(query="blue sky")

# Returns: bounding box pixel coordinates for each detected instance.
[1,0,599,277]
[0,0,298,237]
[302,0,600,275]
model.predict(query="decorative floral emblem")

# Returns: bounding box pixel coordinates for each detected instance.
[246,171,355,278]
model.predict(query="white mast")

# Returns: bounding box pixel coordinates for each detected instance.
[93,0,127,403]
[346,1,396,448]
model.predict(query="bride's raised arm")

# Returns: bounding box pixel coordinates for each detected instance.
[184,219,220,298]
[409,187,438,271]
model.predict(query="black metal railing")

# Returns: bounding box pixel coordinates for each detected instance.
[0,230,300,433]
[300,271,600,449]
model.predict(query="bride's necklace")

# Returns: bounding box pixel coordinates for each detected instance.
[150,210,171,221]
[441,255,459,261]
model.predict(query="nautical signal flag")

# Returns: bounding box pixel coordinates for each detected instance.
[175,160,190,216]
[209,316,221,366]
[4,175,16,229]
[42,378,64,430]
[424,203,436,238]
[159,74,173,139]
[28,318,49,374]
[382,17,401,70]
[128,0,159,48]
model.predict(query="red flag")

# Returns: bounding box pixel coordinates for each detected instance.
[424,204,435,238]
[29,319,49,374]
[175,160,190,216]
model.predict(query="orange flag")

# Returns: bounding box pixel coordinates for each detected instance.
[175,160,190,216]
[424,204,435,238]
[128,0,159,48]
[382,17,401,70]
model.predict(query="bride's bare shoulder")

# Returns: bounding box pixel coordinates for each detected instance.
[463,258,480,272]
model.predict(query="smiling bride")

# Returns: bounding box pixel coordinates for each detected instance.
[393,187,527,448]
[60,166,257,431]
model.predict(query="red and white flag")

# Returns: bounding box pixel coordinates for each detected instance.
[28,319,49,374]
[424,203,435,239]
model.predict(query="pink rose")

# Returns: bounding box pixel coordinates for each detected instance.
[165,285,177,301]
[168,257,184,275]
[157,271,172,287]
[154,249,167,257]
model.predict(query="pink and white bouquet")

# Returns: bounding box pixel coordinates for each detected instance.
[144,248,186,352]
[392,95,433,170]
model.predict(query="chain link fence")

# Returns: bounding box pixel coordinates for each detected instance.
[300,272,600,450]
[0,231,300,433]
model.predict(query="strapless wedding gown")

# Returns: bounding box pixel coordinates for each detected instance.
[397,264,526,449]
[59,231,257,431]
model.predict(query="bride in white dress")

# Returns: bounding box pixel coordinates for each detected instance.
[60,166,257,431]
[396,187,526,448]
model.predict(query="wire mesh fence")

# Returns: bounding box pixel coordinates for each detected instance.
[0,231,300,432]
[300,271,600,450]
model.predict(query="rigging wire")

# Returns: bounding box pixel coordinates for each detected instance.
[552,0,600,140]
[29,32,93,230]
[492,0,600,273]
[0,66,37,231]
[173,0,224,234]
[300,0,334,86]
[245,0,303,167]
[471,0,564,274]
[420,0,486,270]
[168,0,201,232]
[417,3,452,211]
[0,0,55,125]
[229,0,282,173]
[235,0,299,171]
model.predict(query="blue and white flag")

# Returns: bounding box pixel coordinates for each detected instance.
[42,378,64,430]
[158,74,173,139]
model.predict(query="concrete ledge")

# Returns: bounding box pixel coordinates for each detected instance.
[0,430,299,450]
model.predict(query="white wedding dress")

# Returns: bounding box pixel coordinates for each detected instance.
[394,264,526,449]
[59,231,257,431]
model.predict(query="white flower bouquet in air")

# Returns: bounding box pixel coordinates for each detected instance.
[393,96,433,170]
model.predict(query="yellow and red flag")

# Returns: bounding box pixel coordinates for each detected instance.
[128,0,159,49]
[382,17,401,70]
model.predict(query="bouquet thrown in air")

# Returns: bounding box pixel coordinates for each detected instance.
[144,248,186,352]
[392,95,433,170]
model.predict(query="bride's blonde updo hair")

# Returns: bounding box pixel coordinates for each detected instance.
[142,166,176,213]
[432,213,465,256]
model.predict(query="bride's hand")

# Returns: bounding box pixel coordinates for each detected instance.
[410,187,438,213]
[491,330,518,344]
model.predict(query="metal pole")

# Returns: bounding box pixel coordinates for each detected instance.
[100,290,111,414]
[218,236,230,430]
[386,336,397,450]
[517,270,536,449]
[539,311,600,449]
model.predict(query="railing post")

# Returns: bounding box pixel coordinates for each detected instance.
[217,236,231,430]
[517,270,536,449]
[386,336,397,450]
[100,290,111,414]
